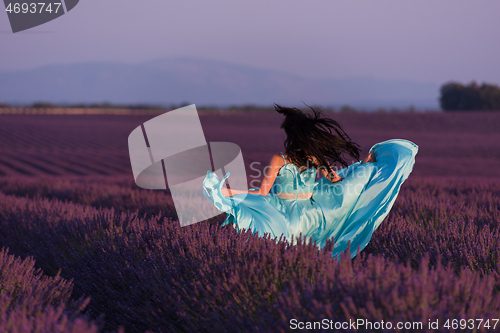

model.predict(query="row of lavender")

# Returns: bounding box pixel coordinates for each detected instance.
[0,175,499,332]
[0,248,99,332]
[1,112,500,178]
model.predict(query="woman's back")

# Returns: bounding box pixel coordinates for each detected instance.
[272,152,317,196]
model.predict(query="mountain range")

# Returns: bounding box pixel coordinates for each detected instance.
[0,56,441,110]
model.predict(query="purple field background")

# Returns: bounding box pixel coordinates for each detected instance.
[0,111,499,178]
[0,110,499,333]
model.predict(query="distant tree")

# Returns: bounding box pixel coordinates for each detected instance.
[440,81,500,111]
[68,103,89,108]
[91,101,114,109]
[31,101,59,108]
[479,83,500,110]
[339,105,357,113]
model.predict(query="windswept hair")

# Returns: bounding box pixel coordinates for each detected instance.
[274,104,361,176]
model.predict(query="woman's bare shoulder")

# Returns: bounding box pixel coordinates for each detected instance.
[271,152,285,163]
[274,152,284,161]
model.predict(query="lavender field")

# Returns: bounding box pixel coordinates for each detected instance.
[0,110,499,332]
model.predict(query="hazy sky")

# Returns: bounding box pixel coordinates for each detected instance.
[1,0,499,85]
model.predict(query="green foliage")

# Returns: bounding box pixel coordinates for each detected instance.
[440,81,500,111]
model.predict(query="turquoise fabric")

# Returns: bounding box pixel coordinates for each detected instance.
[274,152,318,194]
[202,139,418,260]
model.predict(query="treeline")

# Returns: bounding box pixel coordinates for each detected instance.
[440,81,500,111]
[2,82,499,112]
[0,101,328,112]
[0,101,167,110]
[0,101,274,111]
[0,101,423,113]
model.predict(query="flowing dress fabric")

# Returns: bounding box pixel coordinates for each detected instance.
[202,139,418,260]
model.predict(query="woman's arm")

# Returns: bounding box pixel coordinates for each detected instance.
[319,165,343,183]
[360,151,376,164]
[221,153,284,197]
[320,151,376,183]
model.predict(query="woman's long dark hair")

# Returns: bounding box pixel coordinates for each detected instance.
[275,104,361,176]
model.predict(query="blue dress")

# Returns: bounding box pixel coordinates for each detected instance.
[203,139,418,260]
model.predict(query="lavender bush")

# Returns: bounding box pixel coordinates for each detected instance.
[1,111,499,332]
[1,175,499,276]
[0,248,98,333]
[366,177,500,276]
[0,176,177,221]
[0,177,499,332]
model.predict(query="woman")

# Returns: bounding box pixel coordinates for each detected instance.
[203,104,418,260]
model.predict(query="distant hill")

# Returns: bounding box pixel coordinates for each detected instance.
[0,56,440,110]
